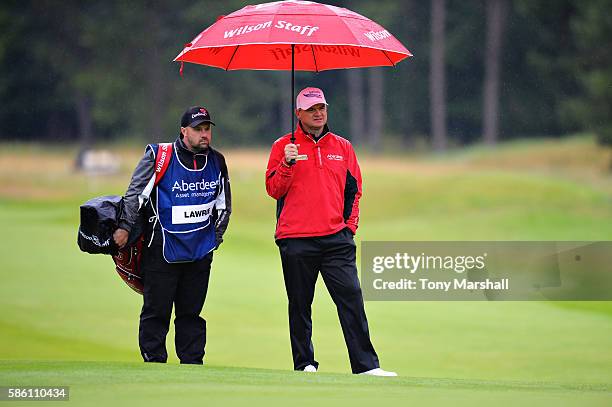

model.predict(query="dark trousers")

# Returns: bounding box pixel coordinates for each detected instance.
[277,228,379,373]
[139,245,212,364]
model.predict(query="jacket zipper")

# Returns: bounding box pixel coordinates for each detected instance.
[304,133,324,169]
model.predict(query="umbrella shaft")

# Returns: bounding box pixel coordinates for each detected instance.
[291,44,295,144]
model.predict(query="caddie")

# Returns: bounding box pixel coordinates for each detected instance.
[113,106,231,364]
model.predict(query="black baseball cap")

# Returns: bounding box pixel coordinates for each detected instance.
[181,106,215,128]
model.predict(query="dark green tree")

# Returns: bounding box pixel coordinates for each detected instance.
[565,0,612,162]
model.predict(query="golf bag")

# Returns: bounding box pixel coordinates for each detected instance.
[112,231,145,294]
[78,143,173,294]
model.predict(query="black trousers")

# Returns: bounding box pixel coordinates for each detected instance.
[277,228,379,373]
[139,244,212,364]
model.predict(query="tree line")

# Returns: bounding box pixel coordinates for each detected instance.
[0,0,610,152]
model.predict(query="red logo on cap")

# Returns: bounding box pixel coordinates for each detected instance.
[200,108,208,115]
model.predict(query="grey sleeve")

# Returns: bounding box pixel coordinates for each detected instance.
[118,147,155,232]
[214,151,232,246]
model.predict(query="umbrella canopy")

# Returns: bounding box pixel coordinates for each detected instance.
[174,0,412,71]
[174,0,412,150]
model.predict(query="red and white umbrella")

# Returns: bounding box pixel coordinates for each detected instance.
[174,0,412,142]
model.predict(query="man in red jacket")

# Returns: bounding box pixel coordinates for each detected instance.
[265,87,396,376]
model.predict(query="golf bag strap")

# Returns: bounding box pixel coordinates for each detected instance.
[154,143,173,186]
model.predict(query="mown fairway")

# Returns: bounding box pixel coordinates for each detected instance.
[0,136,610,406]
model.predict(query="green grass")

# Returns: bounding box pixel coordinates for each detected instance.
[0,136,611,406]
[1,361,610,407]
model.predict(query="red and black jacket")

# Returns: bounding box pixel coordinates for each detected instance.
[266,123,362,240]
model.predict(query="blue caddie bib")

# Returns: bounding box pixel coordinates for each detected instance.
[151,144,221,263]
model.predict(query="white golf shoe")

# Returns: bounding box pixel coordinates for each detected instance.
[359,368,397,377]
[303,364,317,372]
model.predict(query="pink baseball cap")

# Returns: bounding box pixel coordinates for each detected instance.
[296,87,328,110]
